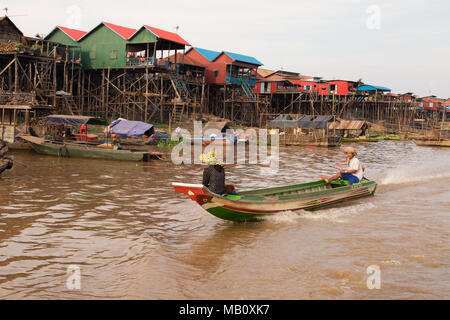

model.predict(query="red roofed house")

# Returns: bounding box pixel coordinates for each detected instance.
[76,22,137,69]
[127,25,190,68]
[418,96,446,111]
[45,26,87,62]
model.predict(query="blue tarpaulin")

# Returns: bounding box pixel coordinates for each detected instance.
[110,119,155,137]
[356,85,391,92]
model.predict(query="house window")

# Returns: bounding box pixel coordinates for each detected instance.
[214,70,219,77]
[89,50,96,60]
[304,85,312,91]
[110,50,117,60]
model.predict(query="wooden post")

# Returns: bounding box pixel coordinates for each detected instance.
[160,76,164,123]
[101,69,105,118]
[106,68,110,120]
[25,109,30,134]
[14,54,18,92]
[223,85,226,119]
[1,108,5,140]
[145,66,149,122]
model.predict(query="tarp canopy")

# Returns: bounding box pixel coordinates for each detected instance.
[271,115,297,128]
[328,120,366,130]
[45,115,108,126]
[356,85,391,92]
[110,119,155,137]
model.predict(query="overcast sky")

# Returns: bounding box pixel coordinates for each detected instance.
[4,0,450,98]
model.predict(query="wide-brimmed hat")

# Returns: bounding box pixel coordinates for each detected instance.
[200,151,223,166]
[343,147,357,156]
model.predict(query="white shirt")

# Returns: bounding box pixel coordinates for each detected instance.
[347,157,364,181]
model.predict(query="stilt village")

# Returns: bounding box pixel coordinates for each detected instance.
[0,14,449,157]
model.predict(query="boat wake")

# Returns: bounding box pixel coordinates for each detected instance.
[261,202,377,224]
[378,153,450,185]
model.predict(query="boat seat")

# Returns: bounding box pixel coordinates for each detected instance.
[330,179,349,187]
[226,195,242,200]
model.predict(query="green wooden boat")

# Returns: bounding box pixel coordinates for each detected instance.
[341,137,360,143]
[173,178,377,222]
[20,135,160,161]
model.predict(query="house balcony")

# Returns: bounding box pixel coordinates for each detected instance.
[226,74,257,87]
[125,57,155,67]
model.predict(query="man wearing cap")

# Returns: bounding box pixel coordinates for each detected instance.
[321,147,364,185]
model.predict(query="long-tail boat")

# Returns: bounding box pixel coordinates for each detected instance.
[413,139,450,147]
[173,179,377,222]
[20,135,160,161]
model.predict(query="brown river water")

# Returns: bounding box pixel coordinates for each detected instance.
[0,141,449,299]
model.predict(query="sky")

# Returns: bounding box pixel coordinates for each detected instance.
[3,0,450,98]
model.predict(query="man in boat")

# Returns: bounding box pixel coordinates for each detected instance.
[201,151,238,196]
[321,147,364,185]
[80,124,87,135]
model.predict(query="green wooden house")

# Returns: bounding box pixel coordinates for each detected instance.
[77,22,137,70]
[44,26,86,62]
[45,22,191,70]
[127,25,190,67]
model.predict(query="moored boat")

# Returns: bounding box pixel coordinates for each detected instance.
[341,137,360,143]
[0,141,8,159]
[358,136,380,142]
[173,179,377,222]
[0,142,13,175]
[0,156,14,175]
[186,135,237,145]
[413,139,450,147]
[20,135,161,161]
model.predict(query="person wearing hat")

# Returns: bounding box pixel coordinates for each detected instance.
[201,151,237,195]
[321,147,364,185]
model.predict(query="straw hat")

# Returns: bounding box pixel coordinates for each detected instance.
[343,147,357,156]
[200,151,223,166]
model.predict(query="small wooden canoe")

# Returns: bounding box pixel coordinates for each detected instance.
[173,179,377,222]
[186,135,237,145]
[20,135,161,161]
[0,143,8,159]
[413,139,450,147]
[0,157,13,175]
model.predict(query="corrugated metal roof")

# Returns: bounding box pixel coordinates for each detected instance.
[328,120,366,130]
[103,22,137,40]
[145,25,190,46]
[222,51,263,66]
[258,68,276,78]
[57,26,87,41]
[192,47,221,62]
[356,85,391,92]
[166,53,205,68]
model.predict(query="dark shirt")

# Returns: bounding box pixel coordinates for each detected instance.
[203,165,226,195]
